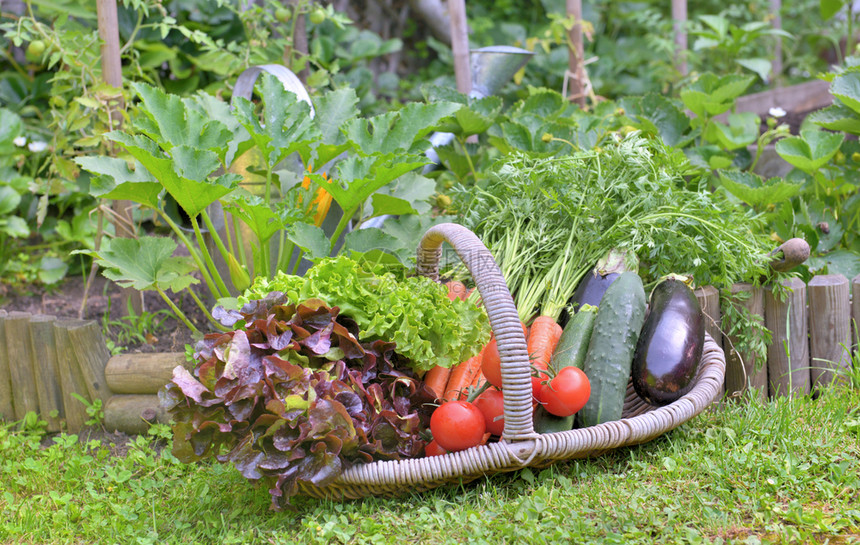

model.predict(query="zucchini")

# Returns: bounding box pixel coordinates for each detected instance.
[549,305,597,372]
[576,271,647,428]
[534,405,574,434]
[632,275,704,407]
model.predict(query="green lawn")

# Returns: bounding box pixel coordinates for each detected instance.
[2,386,859,545]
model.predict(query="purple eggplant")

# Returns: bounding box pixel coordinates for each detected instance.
[632,275,704,407]
[560,249,636,328]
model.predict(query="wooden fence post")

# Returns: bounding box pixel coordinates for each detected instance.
[672,0,688,75]
[852,274,860,352]
[4,311,39,419]
[765,277,809,397]
[28,315,63,432]
[449,0,471,96]
[808,275,851,388]
[53,320,92,431]
[723,283,767,401]
[0,310,14,420]
[694,285,724,399]
[567,0,586,106]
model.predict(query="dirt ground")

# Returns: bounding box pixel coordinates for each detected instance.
[0,274,207,354]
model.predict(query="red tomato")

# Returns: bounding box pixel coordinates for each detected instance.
[424,439,449,457]
[430,400,486,452]
[474,388,506,436]
[538,367,591,417]
[481,323,529,389]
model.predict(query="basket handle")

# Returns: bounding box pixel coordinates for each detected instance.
[418,223,538,441]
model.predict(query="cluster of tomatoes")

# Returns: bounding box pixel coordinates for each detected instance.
[426,327,591,456]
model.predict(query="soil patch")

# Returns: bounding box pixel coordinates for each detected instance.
[0,274,209,354]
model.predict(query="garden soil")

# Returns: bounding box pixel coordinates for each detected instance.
[0,274,206,354]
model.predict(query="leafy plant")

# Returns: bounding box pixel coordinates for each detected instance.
[76,79,458,332]
[161,294,437,508]
[240,256,491,372]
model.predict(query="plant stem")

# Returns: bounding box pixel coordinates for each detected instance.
[329,205,358,254]
[290,249,305,275]
[190,215,230,298]
[186,286,230,332]
[156,286,201,337]
[200,209,233,275]
[158,210,222,301]
[457,136,479,183]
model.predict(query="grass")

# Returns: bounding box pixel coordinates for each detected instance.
[1,386,859,545]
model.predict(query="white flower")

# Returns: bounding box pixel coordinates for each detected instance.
[13,136,26,147]
[768,107,787,118]
[27,141,48,152]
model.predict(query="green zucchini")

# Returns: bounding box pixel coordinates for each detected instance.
[576,271,647,428]
[534,405,574,434]
[549,305,597,372]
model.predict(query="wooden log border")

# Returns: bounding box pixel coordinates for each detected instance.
[4,272,860,432]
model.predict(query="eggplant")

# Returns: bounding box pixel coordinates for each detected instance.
[632,274,704,407]
[559,249,636,328]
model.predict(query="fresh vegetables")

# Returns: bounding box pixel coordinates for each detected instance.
[533,405,574,434]
[549,305,597,372]
[559,249,635,327]
[443,352,484,401]
[430,400,487,452]
[538,367,591,418]
[458,136,776,331]
[161,295,435,508]
[577,272,647,428]
[241,257,491,372]
[527,315,563,383]
[474,388,506,436]
[632,275,705,407]
[423,365,451,400]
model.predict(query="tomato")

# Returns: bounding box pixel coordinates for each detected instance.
[274,6,292,22]
[308,7,326,24]
[424,439,448,457]
[430,400,486,452]
[474,388,505,436]
[481,323,529,389]
[26,40,46,63]
[538,367,591,417]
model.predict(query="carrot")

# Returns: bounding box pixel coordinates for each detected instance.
[424,365,451,400]
[446,280,468,301]
[527,315,563,380]
[465,368,486,399]
[443,350,484,402]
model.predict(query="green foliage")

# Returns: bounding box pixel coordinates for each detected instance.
[76,78,455,330]
[241,256,491,372]
[2,385,859,542]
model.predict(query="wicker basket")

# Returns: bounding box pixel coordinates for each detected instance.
[296,223,726,500]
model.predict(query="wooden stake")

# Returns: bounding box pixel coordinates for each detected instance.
[567,0,585,106]
[808,275,851,388]
[672,0,688,76]
[448,0,471,96]
[67,322,112,406]
[104,395,168,435]
[851,274,860,353]
[723,284,767,401]
[53,320,92,432]
[5,311,39,420]
[765,278,809,397]
[28,315,63,431]
[771,0,782,79]
[96,0,142,316]
[694,285,724,400]
[0,310,14,420]
[105,352,186,395]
